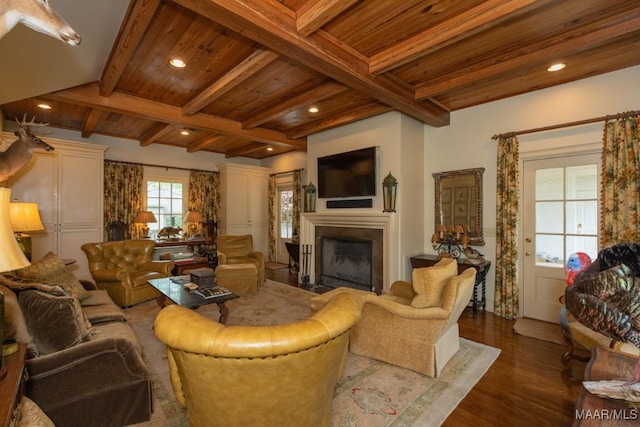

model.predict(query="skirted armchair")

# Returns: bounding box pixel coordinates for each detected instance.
[349,258,476,377]
[81,240,174,307]
[217,234,265,285]
[154,292,361,427]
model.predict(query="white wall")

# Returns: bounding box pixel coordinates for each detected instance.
[424,64,640,313]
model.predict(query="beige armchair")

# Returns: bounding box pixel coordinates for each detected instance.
[349,258,476,377]
[81,240,174,307]
[217,234,265,284]
[154,293,361,427]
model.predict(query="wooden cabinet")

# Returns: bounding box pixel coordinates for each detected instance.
[218,163,270,255]
[8,139,106,281]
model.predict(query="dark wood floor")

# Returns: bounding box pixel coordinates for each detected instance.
[266,267,587,426]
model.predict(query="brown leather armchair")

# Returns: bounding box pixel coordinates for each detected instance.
[349,260,476,377]
[81,240,174,307]
[154,293,361,427]
[217,234,265,284]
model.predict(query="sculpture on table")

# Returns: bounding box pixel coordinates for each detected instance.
[564,244,640,401]
[157,227,182,240]
[0,116,54,183]
[0,0,80,45]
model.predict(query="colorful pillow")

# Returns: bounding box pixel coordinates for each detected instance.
[411,257,458,308]
[14,252,90,301]
[18,290,93,355]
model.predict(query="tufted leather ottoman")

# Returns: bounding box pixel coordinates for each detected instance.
[215,263,258,295]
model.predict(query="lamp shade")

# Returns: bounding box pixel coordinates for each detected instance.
[183,210,203,223]
[134,211,157,224]
[10,202,45,232]
[0,188,30,272]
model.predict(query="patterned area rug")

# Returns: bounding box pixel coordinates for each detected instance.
[125,280,500,427]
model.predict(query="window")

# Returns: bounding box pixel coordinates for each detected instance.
[146,179,185,235]
[279,189,293,239]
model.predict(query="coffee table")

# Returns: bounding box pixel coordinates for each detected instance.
[147,276,239,324]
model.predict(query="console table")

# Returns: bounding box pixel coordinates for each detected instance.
[0,344,27,427]
[410,254,491,318]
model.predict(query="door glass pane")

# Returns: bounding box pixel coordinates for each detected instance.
[536,234,563,266]
[566,165,598,199]
[565,201,598,234]
[566,235,598,261]
[535,202,563,233]
[535,168,563,200]
[279,190,293,239]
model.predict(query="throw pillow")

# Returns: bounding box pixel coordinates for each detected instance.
[18,290,92,355]
[14,252,90,301]
[411,257,458,308]
[0,284,38,357]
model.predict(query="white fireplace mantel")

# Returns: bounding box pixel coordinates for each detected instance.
[300,211,399,291]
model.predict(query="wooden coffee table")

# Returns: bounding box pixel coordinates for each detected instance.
[147,276,238,324]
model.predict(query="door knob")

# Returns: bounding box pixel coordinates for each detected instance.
[525,251,532,256]
[525,237,532,243]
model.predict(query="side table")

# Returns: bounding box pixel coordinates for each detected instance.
[172,259,210,276]
[0,343,27,427]
[410,254,491,318]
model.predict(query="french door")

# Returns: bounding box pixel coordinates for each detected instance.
[522,153,600,323]
[276,186,294,265]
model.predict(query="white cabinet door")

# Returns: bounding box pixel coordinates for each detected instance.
[58,151,103,228]
[248,173,268,224]
[58,227,103,281]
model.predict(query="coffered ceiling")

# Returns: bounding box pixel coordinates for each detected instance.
[1,0,639,159]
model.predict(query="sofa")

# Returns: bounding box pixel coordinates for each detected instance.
[217,234,265,285]
[154,292,361,427]
[1,252,152,426]
[82,239,174,307]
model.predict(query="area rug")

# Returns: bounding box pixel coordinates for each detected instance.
[125,280,500,426]
[513,317,565,345]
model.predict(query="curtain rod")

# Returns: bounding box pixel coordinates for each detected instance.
[491,110,640,140]
[269,168,304,177]
[105,159,217,174]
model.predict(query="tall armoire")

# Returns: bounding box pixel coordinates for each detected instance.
[218,163,270,255]
[7,137,106,281]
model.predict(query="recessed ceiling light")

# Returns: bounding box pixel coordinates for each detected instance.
[180,129,190,136]
[308,106,319,113]
[170,58,186,68]
[37,103,52,110]
[547,63,566,72]
[266,147,274,152]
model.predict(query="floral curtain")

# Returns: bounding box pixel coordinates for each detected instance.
[268,175,276,262]
[600,115,640,247]
[292,170,301,240]
[188,170,220,236]
[494,136,520,319]
[103,160,144,240]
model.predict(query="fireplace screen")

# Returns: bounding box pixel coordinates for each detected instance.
[320,237,373,291]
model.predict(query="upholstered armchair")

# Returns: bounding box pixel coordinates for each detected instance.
[154,293,361,427]
[349,258,476,377]
[217,234,265,285]
[81,240,174,307]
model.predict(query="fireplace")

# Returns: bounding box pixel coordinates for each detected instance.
[315,226,383,294]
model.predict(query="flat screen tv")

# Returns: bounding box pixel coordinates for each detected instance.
[317,146,376,198]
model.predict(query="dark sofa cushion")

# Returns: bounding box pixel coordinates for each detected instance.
[19,290,93,355]
[14,252,91,301]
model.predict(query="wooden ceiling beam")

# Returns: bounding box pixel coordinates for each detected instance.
[224,141,267,158]
[287,103,392,139]
[47,83,306,150]
[140,122,173,146]
[187,134,226,152]
[172,0,450,127]
[99,0,161,97]
[242,81,349,129]
[415,13,640,99]
[182,49,280,116]
[369,0,545,75]
[296,0,358,36]
[81,108,103,138]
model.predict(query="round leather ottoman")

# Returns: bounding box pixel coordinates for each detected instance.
[216,263,258,295]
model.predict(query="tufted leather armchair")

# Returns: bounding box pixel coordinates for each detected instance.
[217,234,265,285]
[81,240,174,307]
[154,292,361,427]
[349,266,476,377]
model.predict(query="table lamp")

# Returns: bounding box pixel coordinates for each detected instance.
[134,211,157,239]
[9,201,45,261]
[183,210,203,239]
[1,188,31,381]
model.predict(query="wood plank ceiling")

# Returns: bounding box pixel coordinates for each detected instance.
[2,0,639,159]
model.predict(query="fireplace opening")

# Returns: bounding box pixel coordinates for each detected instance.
[319,237,373,292]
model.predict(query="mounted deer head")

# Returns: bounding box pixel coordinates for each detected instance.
[0,0,80,46]
[0,115,54,183]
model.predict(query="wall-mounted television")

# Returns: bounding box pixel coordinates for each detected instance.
[317,146,376,198]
